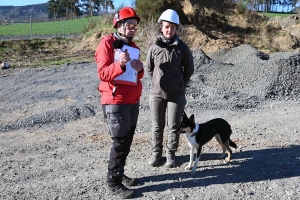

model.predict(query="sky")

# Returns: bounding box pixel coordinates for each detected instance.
[0,0,133,8]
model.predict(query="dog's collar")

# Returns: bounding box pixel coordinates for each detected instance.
[191,124,200,137]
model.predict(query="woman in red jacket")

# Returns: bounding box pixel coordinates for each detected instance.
[94,7,144,199]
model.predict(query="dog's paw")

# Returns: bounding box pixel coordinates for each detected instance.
[224,158,230,163]
[185,165,192,170]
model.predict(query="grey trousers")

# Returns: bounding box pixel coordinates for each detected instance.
[149,94,187,156]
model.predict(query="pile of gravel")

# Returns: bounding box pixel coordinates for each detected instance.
[185,45,300,111]
[1,45,299,132]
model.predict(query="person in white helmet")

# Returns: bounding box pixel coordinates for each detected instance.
[145,9,194,168]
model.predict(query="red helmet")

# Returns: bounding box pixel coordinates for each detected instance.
[113,7,140,28]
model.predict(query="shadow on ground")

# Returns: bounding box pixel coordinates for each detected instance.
[134,145,300,197]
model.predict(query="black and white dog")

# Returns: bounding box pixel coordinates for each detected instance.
[179,111,239,174]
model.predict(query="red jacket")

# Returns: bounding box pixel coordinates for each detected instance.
[94,33,144,104]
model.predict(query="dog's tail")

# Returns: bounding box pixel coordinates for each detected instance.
[229,139,238,149]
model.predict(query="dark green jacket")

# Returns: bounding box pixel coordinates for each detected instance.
[146,38,194,99]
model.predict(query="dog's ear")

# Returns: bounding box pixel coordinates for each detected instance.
[190,114,195,123]
[182,111,188,120]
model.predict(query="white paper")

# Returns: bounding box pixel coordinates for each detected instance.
[114,45,140,86]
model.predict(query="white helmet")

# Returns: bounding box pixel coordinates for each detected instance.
[158,9,180,25]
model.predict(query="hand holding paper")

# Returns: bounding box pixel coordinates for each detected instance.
[114,44,140,86]
[130,59,143,72]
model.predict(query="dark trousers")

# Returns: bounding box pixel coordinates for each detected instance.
[108,126,135,176]
[102,104,139,177]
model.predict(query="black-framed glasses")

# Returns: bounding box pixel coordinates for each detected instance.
[126,23,138,31]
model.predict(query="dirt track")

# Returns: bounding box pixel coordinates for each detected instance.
[1,45,300,199]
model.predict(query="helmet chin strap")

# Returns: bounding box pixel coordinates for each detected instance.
[117,31,133,41]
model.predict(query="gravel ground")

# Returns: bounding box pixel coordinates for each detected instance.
[1,45,300,199]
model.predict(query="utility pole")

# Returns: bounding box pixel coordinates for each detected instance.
[30,17,32,40]
[62,19,65,38]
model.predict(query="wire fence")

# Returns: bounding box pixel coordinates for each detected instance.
[0,15,98,41]
[0,33,83,41]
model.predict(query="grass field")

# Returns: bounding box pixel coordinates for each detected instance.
[259,12,293,18]
[0,16,102,36]
[0,11,294,37]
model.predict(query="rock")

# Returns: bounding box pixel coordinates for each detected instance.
[1,62,10,69]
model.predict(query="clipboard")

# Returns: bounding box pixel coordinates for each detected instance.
[114,45,140,86]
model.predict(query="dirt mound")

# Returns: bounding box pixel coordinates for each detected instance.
[168,0,300,53]
[168,0,224,25]
[66,1,300,62]
[181,25,236,52]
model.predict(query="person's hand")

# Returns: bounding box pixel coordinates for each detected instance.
[130,59,143,72]
[118,49,130,67]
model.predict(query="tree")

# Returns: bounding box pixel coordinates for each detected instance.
[79,0,114,16]
[80,0,96,16]
[48,0,60,20]
[48,0,81,20]
[69,0,80,19]
[101,0,114,12]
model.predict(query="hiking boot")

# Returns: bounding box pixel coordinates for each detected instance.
[122,174,136,186]
[107,174,134,199]
[166,155,176,168]
[108,183,134,199]
[148,153,162,167]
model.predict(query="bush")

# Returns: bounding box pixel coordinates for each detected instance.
[236,1,247,15]
[135,0,167,23]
